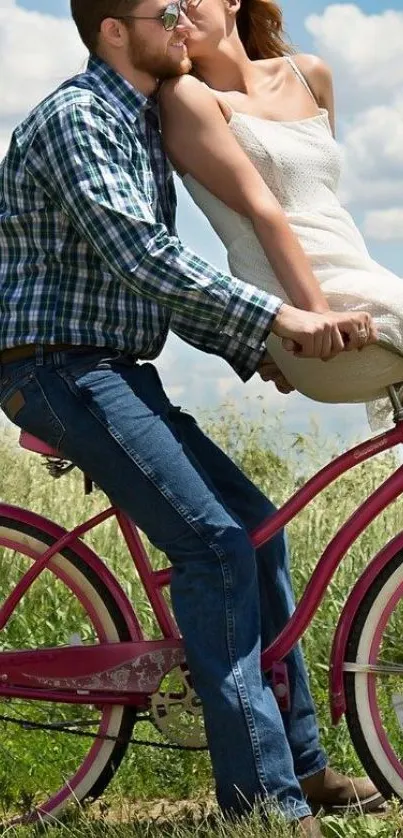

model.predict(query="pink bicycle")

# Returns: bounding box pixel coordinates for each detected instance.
[2,385,403,825]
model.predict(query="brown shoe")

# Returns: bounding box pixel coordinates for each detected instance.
[300,767,386,815]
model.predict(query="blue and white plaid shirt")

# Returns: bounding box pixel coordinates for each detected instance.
[0,56,281,380]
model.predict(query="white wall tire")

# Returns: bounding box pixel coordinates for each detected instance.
[0,516,137,825]
[345,550,403,801]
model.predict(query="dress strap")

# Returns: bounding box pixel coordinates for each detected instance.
[284,56,318,106]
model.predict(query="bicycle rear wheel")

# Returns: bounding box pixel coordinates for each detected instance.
[345,548,403,801]
[0,514,137,825]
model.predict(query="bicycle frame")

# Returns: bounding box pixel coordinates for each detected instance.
[0,419,403,720]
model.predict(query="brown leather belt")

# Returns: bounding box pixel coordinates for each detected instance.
[0,344,97,365]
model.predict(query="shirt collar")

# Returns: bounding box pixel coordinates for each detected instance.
[86,55,154,125]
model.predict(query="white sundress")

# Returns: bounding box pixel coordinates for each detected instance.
[183,57,403,428]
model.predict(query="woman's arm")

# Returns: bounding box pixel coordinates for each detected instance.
[295,54,336,137]
[159,75,330,314]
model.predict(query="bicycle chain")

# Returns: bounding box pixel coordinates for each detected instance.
[0,712,207,752]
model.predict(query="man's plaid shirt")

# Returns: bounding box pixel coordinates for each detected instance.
[0,56,281,380]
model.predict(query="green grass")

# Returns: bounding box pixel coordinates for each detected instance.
[2,803,403,837]
[1,405,403,835]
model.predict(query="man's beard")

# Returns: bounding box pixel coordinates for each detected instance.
[128,37,192,81]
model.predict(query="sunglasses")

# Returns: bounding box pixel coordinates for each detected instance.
[109,0,201,32]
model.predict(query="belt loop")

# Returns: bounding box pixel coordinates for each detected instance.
[35,345,44,367]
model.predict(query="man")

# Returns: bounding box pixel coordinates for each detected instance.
[0,1,381,835]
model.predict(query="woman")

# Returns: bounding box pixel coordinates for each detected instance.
[159,0,403,427]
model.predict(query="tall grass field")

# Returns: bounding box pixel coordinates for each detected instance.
[0,406,403,836]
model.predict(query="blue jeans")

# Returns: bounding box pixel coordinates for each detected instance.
[0,348,326,820]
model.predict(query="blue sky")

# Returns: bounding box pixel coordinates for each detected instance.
[19,0,397,29]
[3,0,403,449]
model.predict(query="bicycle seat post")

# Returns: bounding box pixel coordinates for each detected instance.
[387,384,403,423]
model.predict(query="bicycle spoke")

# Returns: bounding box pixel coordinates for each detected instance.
[344,661,403,675]
[367,599,403,764]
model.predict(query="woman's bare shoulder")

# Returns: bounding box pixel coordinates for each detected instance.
[159,75,211,111]
[292,53,333,90]
[159,75,232,126]
[292,53,335,132]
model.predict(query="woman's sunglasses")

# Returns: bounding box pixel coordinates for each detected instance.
[109,0,202,32]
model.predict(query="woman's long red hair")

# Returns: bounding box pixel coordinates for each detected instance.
[237,0,293,60]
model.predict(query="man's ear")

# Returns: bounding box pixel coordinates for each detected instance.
[99,17,128,49]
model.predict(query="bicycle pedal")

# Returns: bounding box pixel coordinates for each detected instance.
[272,661,291,712]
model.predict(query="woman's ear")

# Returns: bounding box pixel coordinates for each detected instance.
[224,0,241,17]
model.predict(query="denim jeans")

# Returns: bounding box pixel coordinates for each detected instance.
[0,347,326,820]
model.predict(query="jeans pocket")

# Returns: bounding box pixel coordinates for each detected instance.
[0,372,66,451]
[0,359,36,401]
[0,362,35,418]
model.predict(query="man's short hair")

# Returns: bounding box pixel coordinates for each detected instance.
[71,0,140,53]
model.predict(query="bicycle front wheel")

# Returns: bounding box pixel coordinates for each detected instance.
[0,514,136,825]
[345,548,403,801]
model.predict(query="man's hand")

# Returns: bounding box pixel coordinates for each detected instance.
[272,304,378,361]
[258,353,295,393]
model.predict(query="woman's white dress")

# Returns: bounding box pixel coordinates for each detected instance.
[183,58,403,428]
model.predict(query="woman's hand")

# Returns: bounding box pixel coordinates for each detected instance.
[272,304,378,361]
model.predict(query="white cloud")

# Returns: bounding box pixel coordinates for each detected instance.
[338,100,403,208]
[363,208,403,242]
[306,5,403,241]
[306,5,403,110]
[0,0,86,157]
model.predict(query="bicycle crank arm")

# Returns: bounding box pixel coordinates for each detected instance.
[0,639,185,694]
[343,661,403,675]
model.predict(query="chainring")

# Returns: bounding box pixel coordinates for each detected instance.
[151,665,207,749]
